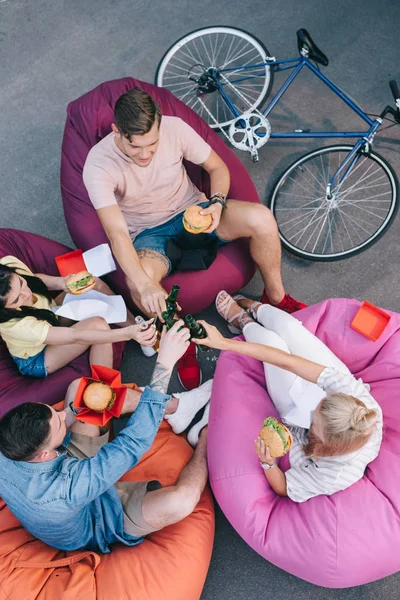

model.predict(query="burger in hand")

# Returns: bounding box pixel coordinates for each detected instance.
[66,271,96,295]
[182,205,212,234]
[83,382,116,413]
[259,417,293,458]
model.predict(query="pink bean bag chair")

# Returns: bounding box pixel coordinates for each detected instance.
[0,229,124,417]
[208,298,400,588]
[61,78,259,314]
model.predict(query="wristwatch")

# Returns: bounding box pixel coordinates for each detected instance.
[208,192,227,210]
[260,460,277,470]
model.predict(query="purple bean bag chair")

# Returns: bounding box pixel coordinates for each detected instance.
[61,78,259,314]
[208,298,400,587]
[0,229,124,417]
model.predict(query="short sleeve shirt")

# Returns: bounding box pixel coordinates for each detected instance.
[83,116,212,240]
[285,367,383,503]
[0,256,55,358]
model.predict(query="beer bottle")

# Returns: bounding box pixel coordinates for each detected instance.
[161,310,176,331]
[184,315,209,352]
[165,284,180,319]
[135,315,160,353]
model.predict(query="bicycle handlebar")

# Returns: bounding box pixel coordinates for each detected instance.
[389,79,400,102]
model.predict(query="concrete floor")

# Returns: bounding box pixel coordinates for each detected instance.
[1,0,400,597]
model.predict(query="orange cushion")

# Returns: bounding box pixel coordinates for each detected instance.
[0,404,215,600]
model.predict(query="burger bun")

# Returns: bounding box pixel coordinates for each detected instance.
[83,382,116,413]
[66,271,96,295]
[182,205,212,234]
[259,418,293,458]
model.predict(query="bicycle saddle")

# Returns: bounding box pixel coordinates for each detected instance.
[296,29,329,66]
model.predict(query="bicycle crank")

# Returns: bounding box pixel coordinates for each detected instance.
[228,113,271,161]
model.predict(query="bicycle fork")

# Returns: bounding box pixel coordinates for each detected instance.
[326,120,382,202]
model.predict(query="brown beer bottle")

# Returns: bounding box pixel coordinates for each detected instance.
[135,315,160,353]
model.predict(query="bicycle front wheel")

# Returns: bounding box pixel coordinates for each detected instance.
[155,26,273,129]
[269,145,399,261]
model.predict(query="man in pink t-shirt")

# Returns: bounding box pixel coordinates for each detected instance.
[83,88,306,387]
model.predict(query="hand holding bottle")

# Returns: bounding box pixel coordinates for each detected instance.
[125,321,158,345]
[157,320,191,369]
[191,320,227,350]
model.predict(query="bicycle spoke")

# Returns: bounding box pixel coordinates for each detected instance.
[272,147,397,258]
[220,37,245,69]
[157,27,271,129]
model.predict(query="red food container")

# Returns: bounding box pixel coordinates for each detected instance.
[55,249,86,277]
[73,364,139,426]
[350,301,391,341]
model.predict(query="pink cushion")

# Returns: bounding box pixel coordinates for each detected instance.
[0,229,124,417]
[60,78,259,314]
[208,298,400,587]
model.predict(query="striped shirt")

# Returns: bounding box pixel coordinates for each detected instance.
[285,367,383,503]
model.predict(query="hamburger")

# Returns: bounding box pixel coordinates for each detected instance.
[259,417,293,458]
[83,381,116,413]
[66,271,96,295]
[182,205,212,234]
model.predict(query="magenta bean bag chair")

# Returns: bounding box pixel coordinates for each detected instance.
[208,298,400,588]
[60,78,259,314]
[0,229,124,417]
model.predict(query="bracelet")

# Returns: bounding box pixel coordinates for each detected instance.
[208,193,227,210]
[208,198,226,210]
[68,401,79,416]
[210,192,227,202]
[260,460,277,470]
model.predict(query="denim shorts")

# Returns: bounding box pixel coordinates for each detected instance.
[133,201,228,274]
[12,348,48,378]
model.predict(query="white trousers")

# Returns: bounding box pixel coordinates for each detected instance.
[242,305,349,429]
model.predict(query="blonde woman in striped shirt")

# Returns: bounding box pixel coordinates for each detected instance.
[194,292,382,503]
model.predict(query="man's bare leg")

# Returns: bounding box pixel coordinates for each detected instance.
[216,200,285,305]
[141,428,209,530]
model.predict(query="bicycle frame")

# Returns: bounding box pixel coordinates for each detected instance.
[211,56,383,192]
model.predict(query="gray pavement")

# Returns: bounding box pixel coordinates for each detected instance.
[1,0,400,597]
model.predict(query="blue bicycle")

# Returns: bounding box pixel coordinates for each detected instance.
[156,27,400,261]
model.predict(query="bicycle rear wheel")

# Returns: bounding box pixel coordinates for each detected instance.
[155,26,274,129]
[269,145,399,261]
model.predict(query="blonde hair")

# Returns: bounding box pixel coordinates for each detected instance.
[303,393,378,458]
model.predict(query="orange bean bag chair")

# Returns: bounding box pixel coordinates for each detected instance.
[0,406,214,600]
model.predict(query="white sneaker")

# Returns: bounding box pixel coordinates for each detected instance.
[140,345,156,357]
[187,403,210,447]
[165,378,213,434]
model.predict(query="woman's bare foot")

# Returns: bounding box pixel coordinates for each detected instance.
[216,291,255,331]
[233,295,262,319]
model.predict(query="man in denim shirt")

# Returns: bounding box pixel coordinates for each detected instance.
[0,321,211,553]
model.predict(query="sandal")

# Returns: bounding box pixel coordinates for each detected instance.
[215,290,248,334]
[233,294,261,320]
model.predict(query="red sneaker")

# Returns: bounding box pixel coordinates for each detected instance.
[261,290,308,314]
[177,342,202,391]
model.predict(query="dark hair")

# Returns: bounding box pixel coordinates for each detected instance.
[0,263,59,327]
[0,403,52,461]
[114,88,162,138]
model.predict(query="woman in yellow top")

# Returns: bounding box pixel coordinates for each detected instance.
[0,256,156,378]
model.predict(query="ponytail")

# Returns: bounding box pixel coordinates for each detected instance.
[0,263,59,327]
